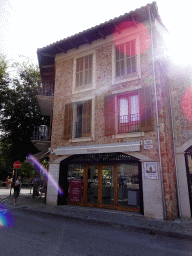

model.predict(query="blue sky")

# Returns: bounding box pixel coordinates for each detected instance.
[0,0,191,67]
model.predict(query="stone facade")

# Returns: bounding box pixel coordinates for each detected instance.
[47,22,179,219]
[37,3,185,220]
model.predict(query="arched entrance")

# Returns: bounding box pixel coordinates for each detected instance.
[58,152,143,213]
[185,146,192,216]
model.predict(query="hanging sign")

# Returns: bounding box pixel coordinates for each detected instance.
[144,162,158,179]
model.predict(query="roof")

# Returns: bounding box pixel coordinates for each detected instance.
[37,2,161,72]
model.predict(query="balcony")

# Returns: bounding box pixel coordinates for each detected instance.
[38,81,54,96]
[32,125,51,152]
[118,114,140,134]
[36,81,54,116]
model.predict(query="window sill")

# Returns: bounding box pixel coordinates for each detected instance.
[112,132,144,139]
[70,137,93,143]
[113,73,141,85]
[72,84,95,94]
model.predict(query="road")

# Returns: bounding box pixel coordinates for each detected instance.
[0,208,192,256]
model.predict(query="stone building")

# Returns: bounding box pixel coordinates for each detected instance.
[167,65,192,219]
[36,2,180,220]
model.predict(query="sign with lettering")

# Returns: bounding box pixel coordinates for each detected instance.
[69,179,83,202]
[144,162,158,179]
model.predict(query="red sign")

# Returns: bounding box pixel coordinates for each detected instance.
[69,179,83,202]
[13,161,22,169]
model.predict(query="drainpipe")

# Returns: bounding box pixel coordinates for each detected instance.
[148,7,167,220]
[167,75,182,217]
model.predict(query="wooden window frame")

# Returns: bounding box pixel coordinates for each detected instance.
[76,54,93,87]
[115,39,137,79]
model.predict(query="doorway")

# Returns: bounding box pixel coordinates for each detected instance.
[185,147,192,216]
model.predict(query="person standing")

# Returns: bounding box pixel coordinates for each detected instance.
[32,175,40,198]
[13,176,21,206]
[6,176,9,188]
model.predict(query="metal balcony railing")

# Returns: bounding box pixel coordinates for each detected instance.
[118,114,140,134]
[38,81,55,96]
[32,125,50,141]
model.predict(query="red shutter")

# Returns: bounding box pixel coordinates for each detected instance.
[82,100,92,137]
[63,103,73,139]
[139,87,154,132]
[104,95,115,135]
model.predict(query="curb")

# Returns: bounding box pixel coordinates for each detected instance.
[9,205,192,241]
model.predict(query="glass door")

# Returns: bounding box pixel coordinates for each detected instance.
[87,165,98,205]
[101,165,115,207]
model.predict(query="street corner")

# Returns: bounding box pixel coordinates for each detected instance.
[0,203,15,228]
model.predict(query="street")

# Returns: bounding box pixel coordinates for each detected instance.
[1,208,192,256]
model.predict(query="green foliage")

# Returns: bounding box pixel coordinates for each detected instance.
[17,162,35,178]
[0,56,48,173]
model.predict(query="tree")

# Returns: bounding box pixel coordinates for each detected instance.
[17,162,35,178]
[0,54,9,109]
[0,57,48,174]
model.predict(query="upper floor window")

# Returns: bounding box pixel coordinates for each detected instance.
[104,87,153,136]
[116,39,136,78]
[63,99,92,140]
[118,94,140,134]
[76,54,93,87]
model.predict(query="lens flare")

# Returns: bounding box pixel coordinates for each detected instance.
[27,154,64,195]
[181,86,192,122]
[112,21,151,56]
[0,204,14,228]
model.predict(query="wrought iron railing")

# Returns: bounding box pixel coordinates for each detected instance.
[32,125,50,141]
[38,81,55,96]
[118,114,140,134]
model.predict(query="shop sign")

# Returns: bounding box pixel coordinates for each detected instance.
[69,179,83,202]
[144,140,153,149]
[144,162,158,179]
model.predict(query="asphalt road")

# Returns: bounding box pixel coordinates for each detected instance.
[1,208,192,256]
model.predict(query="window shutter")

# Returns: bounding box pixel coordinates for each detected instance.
[104,95,115,135]
[139,87,154,132]
[64,103,73,139]
[82,100,92,137]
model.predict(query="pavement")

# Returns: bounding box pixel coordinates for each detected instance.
[1,188,192,240]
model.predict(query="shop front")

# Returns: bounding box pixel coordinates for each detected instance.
[58,153,143,213]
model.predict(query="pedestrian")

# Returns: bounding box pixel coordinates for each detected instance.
[6,176,9,188]
[13,176,21,206]
[8,177,12,188]
[33,175,40,198]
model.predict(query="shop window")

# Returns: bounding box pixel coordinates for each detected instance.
[67,164,84,203]
[117,164,140,207]
[64,99,92,139]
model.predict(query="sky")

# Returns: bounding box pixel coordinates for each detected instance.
[0,0,192,68]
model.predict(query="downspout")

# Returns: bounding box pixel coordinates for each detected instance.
[167,76,182,217]
[148,7,167,220]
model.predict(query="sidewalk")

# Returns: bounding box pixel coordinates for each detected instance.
[1,189,192,240]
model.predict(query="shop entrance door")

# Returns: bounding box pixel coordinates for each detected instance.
[85,164,116,208]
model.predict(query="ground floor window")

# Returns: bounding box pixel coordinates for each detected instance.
[65,162,141,211]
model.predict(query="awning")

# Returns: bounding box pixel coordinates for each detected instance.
[54,141,141,156]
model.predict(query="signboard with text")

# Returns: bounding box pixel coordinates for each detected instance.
[69,179,83,202]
